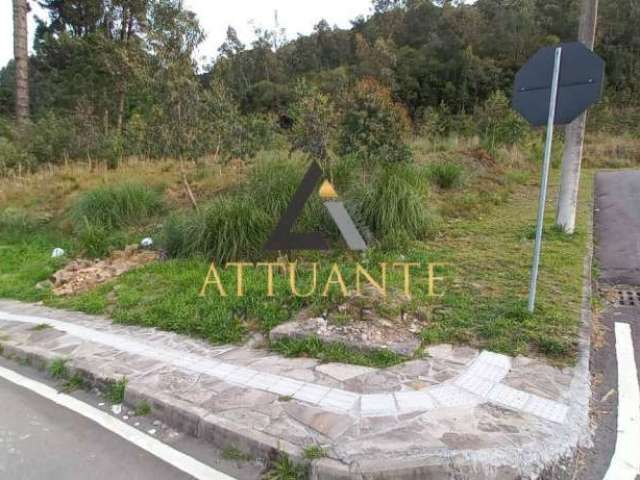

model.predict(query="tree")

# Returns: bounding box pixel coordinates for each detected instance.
[289,81,338,174]
[13,0,29,125]
[338,78,413,175]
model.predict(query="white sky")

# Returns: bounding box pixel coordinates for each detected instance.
[0,0,373,69]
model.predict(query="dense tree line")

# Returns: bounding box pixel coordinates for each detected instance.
[0,0,638,173]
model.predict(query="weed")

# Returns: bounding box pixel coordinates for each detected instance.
[134,401,151,416]
[222,446,252,462]
[62,374,86,393]
[29,323,52,331]
[49,358,68,379]
[271,337,404,368]
[107,377,127,404]
[263,455,307,480]
[303,445,327,460]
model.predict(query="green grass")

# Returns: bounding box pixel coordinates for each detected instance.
[0,230,69,302]
[415,170,593,362]
[271,337,405,368]
[107,377,127,404]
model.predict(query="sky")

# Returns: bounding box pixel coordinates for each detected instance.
[0,0,374,69]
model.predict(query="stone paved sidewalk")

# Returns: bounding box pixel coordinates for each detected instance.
[0,299,591,479]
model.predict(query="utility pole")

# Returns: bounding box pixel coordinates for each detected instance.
[555,0,599,233]
[13,0,30,126]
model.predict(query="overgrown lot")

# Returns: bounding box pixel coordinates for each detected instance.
[0,129,604,365]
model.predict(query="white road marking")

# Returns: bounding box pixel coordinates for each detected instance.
[603,322,640,480]
[0,364,235,480]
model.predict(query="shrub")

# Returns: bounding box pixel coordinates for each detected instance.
[475,91,530,154]
[289,81,338,171]
[427,161,465,189]
[338,78,413,168]
[28,111,77,165]
[70,182,165,231]
[163,195,271,262]
[356,163,432,243]
[0,137,34,175]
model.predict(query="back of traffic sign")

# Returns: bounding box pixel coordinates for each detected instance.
[513,42,604,126]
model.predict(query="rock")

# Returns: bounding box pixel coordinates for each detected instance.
[140,237,153,248]
[245,332,266,349]
[51,247,159,296]
[152,419,161,427]
[148,429,157,435]
[51,248,65,258]
[35,280,53,290]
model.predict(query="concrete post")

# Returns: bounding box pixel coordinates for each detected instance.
[555,0,599,233]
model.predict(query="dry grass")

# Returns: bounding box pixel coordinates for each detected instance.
[0,156,249,218]
[583,132,640,169]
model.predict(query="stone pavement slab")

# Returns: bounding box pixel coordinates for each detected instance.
[0,298,592,479]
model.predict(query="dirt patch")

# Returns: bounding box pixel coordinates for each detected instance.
[51,245,158,296]
[270,290,428,356]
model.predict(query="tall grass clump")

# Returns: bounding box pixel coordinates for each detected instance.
[246,157,304,217]
[0,208,42,235]
[70,182,165,231]
[163,195,271,262]
[356,164,433,244]
[426,161,465,189]
[245,156,338,237]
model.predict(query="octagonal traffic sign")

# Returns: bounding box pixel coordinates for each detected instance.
[513,42,604,126]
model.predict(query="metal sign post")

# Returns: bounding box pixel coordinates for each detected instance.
[512,41,604,313]
[527,47,562,313]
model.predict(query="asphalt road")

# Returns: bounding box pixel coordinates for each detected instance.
[594,170,640,285]
[0,375,192,480]
[575,170,640,480]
